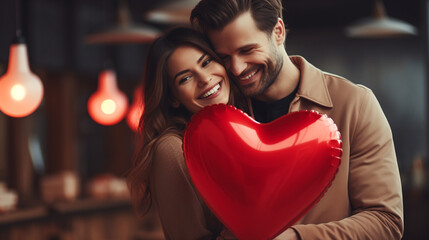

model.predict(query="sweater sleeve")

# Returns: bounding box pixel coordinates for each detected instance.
[291,89,404,239]
[150,135,222,240]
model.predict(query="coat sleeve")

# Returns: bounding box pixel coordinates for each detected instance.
[150,135,223,240]
[291,89,404,239]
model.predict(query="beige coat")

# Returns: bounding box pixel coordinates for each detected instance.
[150,56,403,240]
[285,56,403,239]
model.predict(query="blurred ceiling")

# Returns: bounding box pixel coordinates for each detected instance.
[129,0,421,29]
[281,0,420,29]
[0,0,422,79]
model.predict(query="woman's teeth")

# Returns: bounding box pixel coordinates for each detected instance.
[201,83,220,98]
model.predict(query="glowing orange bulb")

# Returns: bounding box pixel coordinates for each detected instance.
[101,99,116,115]
[126,85,144,132]
[87,70,128,126]
[11,84,26,101]
[0,43,44,118]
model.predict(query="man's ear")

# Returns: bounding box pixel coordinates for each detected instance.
[273,18,286,46]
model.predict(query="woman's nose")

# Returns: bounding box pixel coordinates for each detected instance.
[197,72,212,87]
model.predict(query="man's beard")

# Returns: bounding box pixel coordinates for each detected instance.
[240,49,283,97]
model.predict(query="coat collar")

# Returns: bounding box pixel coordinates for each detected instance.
[290,56,333,108]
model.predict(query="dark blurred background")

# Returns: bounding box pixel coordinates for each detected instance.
[0,0,427,239]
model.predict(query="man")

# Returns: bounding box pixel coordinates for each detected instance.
[191,0,404,239]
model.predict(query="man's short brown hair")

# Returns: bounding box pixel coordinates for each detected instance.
[190,0,283,36]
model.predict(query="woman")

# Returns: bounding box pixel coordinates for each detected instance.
[127,27,245,239]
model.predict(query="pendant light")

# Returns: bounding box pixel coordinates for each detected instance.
[88,69,128,126]
[346,0,417,38]
[145,0,199,25]
[126,85,144,132]
[85,0,160,44]
[0,0,43,118]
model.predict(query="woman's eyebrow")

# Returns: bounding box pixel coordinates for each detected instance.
[174,69,189,81]
[197,53,207,63]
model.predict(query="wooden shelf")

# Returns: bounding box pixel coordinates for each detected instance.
[0,197,131,227]
[0,206,48,226]
[52,197,131,215]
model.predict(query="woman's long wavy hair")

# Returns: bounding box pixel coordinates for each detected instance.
[127,27,246,216]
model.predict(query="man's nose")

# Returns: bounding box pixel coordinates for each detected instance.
[230,56,246,77]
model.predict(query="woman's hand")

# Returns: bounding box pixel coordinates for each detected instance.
[217,228,237,239]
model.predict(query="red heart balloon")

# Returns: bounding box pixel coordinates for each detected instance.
[183,104,342,240]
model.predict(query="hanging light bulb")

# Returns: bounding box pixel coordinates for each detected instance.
[85,0,160,44]
[126,85,144,132]
[346,0,417,38]
[0,35,44,118]
[145,0,199,25]
[88,70,128,126]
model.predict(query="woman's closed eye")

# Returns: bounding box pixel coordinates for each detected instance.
[179,75,192,85]
[201,57,213,67]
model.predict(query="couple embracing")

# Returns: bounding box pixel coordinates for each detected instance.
[127,0,403,239]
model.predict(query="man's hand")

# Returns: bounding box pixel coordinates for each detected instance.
[217,228,299,240]
[273,228,300,240]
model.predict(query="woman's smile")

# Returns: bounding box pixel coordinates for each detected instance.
[199,81,222,99]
